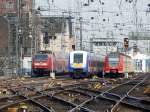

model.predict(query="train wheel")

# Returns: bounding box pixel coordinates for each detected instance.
[31,72,37,77]
[105,73,111,78]
[72,75,80,79]
[72,73,81,79]
[113,73,117,78]
[120,73,124,78]
[70,73,75,79]
[97,72,103,78]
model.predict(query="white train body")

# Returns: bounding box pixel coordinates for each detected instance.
[68,51,102,78]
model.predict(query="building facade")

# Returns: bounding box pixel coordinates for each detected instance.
[40,16,75,53]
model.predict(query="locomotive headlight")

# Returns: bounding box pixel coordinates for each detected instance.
[73,63,77,67]
[34,62,47,66]
[42,63,47,66]
[73,63,83,68]
[34,63,40,65]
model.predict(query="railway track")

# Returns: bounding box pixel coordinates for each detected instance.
[0,78,103,111]
[107,73,150,112]
[0,73,150,112]
[70,73,150,112]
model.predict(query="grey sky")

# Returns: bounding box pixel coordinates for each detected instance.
[35,0,150,27]
[35,0,150,41]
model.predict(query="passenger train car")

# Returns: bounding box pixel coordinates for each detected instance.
[68,51,102,78]
[103,52,134,77]
[31,51,68,77]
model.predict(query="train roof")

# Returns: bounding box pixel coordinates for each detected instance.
[37,50,52,54]
[70,51,101,59]
[70,50,88,54]
[108,52,131,58]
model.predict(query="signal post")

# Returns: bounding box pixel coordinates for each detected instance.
[124,38,129,78]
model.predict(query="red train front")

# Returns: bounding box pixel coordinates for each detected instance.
[103,52,133,77]
[32,53,54,76]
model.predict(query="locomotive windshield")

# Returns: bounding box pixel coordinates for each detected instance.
[74,53,83,63]
[108,52,119,67]
[34,54,48,61]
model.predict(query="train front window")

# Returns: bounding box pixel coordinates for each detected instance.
[109,58,119,67]
[34,54,48,61]
[74,53,83,63]
[108,52,119,67]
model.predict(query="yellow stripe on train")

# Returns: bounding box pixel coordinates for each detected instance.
[73,63,83,68]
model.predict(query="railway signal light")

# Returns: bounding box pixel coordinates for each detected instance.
[124,38,129,49]
[72,45,75,50]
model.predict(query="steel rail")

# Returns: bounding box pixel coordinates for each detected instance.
[111,74,149,112]
[0,86,52,111]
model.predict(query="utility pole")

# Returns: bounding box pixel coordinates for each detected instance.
[60,12,67,51]
[124,38,129,78]
[16,0,20,75]
[79,17,83,50]
[133,0,138,45]
[75,0,82,50]
[17,0,23,75]
[47,0,55,79]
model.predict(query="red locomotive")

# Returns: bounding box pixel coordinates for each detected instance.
[103,52,133,77]
[31,51,68,77]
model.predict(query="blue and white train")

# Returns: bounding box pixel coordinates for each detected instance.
[68,51,103,78]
